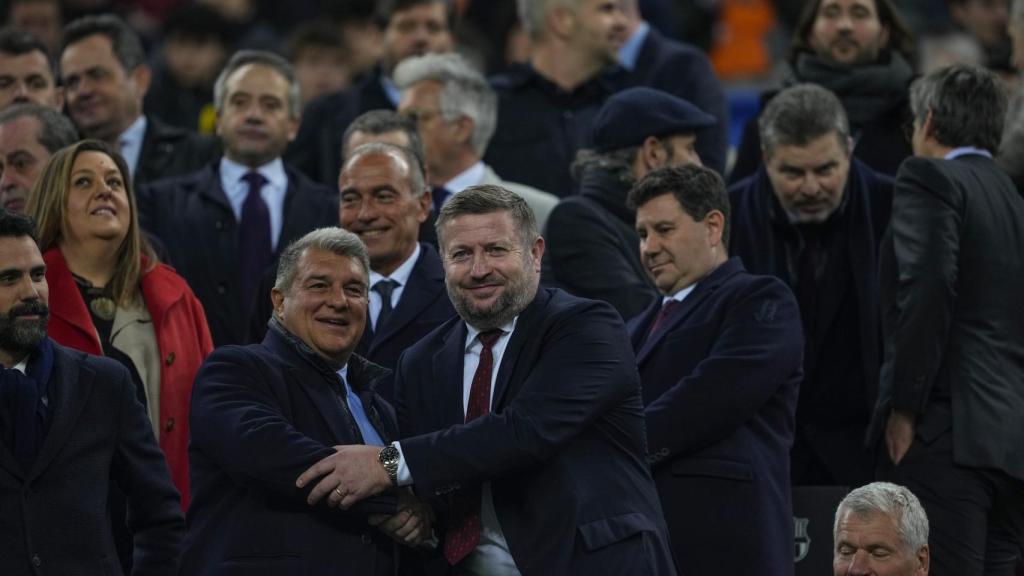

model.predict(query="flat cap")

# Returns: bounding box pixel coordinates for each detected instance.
[591,87,717,152]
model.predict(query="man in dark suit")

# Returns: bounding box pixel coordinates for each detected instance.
[140,50,338,346]
[872,64,1024,574]
[629,165,803,576]
[0,211,183,576]
[286,0,454,185]
[544,87,715,321]
[730,84,893,488]
[619,0,728,175]
[485,0,629,196]
[59,14,217,188]
[183,227,426,576]
[296,185,676,575]
[338,142,455,402]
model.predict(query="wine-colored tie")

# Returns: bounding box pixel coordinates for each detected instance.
[646,299,679,341]
[444,329,503,566]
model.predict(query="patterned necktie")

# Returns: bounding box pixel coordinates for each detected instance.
[444,329,504,566]
[237,171,271,310]
[372,279,399,332]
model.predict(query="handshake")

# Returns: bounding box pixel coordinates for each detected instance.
[295,444,434,547]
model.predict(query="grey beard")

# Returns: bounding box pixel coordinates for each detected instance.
[448,274,537,332]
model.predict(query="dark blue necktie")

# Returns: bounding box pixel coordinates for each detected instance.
[432,186,450,215]
[238,171,271,309]
[372,279,399,332]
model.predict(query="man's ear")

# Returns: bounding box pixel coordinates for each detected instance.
[530,236,545,273]
[453,115,474,148]
[640,135,666,170]
[548,5,577,40]
[271,287,285,319]
[417,187,432,224]
[704,209,725,248]
[130,64,152,100]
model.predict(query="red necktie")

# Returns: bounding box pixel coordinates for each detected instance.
[444,329,503,566]
[646,299,679,340]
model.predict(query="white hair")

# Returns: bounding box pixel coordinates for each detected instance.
[394,52,497,156]
[835,482,930,553]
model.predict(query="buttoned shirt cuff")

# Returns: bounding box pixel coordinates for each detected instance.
[393,441,413,487]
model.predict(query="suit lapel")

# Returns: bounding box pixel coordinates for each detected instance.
[635,259,742,365]
[492,288,552,410]
[433,321,468,426]
[370,244,444,353]
[29,347,94,480]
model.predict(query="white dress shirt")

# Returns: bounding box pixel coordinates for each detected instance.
[368,243,420,330]
[663,282,698,305]
[394,318,522,575]
[118,116,147,179]
[443,161,487,196]
[219,157,289,250]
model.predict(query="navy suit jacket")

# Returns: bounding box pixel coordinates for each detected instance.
[628,258,802,576]
[396,288,676,576]
[628,27,729,176]
[0,341,183,576]
[139,160,339,346]
[182,326,399,576]
[355,243,455,403]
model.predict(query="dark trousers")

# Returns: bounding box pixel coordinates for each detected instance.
[878,430,1024,576]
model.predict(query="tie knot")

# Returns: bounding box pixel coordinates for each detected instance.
[477,329,503,349]
[372,279,399,299]
[242,171,267,190]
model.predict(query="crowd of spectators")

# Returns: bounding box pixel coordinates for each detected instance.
[1,0,1024,575]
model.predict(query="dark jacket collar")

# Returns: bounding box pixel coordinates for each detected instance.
[578,163,635,224]
[265,317,388,393]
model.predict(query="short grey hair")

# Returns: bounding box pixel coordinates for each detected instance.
[214,50,302,120]
[910,64,1007,153]
[344,141,428,198]
[517,0,577,40]
[834,482,930,553]
[274,227,370,293]
[0,103,78,153]
[759,83,850,157]
[436,184,538,249]
[341,109,426,167]
[393,52,497,156]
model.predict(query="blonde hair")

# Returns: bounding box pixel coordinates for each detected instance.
[26,139,156,306]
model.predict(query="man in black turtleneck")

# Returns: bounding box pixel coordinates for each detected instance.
[731,0,917,183]
[728,84,893,488]
[542,87,716,321]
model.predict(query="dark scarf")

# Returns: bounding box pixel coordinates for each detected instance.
[787,51,914,125]
[0,337,55,472]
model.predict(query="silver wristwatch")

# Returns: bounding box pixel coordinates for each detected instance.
[378,444,400,486]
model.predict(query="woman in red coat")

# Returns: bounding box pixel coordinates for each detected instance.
[27,139,212,509]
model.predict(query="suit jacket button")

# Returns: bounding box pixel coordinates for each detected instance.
[165,418,175,433]
[215,220,224,230]
[217,284,227,295]
[361,533,373,544]
[31,555,41,567]
[165,352,175,366]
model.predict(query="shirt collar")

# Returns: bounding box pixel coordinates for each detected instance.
[220,156,288,191]
[944,147,993,160]
[369,242,421,288]
[464,316,518,353]
[444,161,486,194]
[336,364,349,385]
[119,115,147,147]
[11,358,27,374]
[380,75,402,108]
[664,282,697,305]
[618,21,650,71]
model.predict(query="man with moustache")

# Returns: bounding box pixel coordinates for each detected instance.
[731,0,918,182]
[287,0,454,185]
[140,50,338,346]
[0,104,77,214]
[729,84,892,487]
[59,14,216,188]
[294,185,676,575]
[0,210,184,575]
